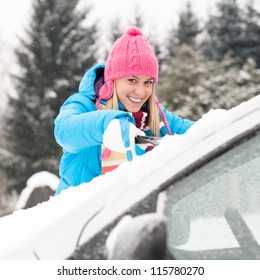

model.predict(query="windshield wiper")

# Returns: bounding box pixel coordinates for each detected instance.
[224,207,260,259]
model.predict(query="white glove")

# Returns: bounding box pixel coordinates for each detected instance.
[103,119,145,160]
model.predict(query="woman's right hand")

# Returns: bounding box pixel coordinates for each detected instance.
[103,118,145,161]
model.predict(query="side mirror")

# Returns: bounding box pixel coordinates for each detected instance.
[106,213,167,260]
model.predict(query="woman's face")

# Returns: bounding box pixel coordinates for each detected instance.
[115,76,154,113]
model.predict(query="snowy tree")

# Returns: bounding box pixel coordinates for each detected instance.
[186,56,260,119]
[202,0,260,67]
[157,45,260,120]
[1,0,98,193]
[0,35,5,147]
[164,24,178,61]
[0,33,13,115]
[243,2,260,67]
[109,17,124,43]
[129,6,145,29]
[102,17,124,60]
[176,1,201,47]
[158,45,205,118]
[163,1,200,69]
[149,32,164,72]
[0,32,10,198]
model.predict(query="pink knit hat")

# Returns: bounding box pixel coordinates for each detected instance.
[96,26,159,109]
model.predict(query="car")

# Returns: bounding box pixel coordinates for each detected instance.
[14,171,58,210]
[0,94,260,260]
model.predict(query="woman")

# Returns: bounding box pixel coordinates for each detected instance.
[54,26,194,195]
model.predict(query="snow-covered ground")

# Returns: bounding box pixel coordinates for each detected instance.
[0,94,260,260]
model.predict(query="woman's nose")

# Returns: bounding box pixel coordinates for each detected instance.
[134,84,146,96]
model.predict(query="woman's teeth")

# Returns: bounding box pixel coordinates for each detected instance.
[128,96,142,103]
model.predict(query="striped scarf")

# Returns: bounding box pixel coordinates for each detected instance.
[131,110,149,130]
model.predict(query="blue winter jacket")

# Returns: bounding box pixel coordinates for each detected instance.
[54,63,194,195]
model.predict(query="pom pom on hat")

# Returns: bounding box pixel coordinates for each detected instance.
[97,26,158,108]
[126,26,143,36]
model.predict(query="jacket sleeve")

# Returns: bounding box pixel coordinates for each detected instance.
[159,104,194,135]
[54,94,134,153]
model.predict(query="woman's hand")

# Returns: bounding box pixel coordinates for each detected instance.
[103,118,145,160]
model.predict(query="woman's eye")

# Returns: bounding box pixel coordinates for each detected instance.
[128,79,137,83]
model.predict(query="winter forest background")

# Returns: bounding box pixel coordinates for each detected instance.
[0,0,260,216]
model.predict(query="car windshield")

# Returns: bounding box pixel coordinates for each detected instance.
[164,132,260,259]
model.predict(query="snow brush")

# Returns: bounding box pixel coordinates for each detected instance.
[135,135,161,146]
[102,135,161,175]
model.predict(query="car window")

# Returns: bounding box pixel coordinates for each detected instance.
[163,132,260,259]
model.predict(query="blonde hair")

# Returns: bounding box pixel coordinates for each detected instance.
[103,82,161,136]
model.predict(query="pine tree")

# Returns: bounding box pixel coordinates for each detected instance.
[202,0,246,65]
[187,56,260,118]
[130,6,145,29]
[149,33,164,72]
[2,0,98,193]
[158,46,260,120]
[164,1,200,69]
[103,17,123,59]
[203,0,260,67]
[165,24,178,60]
[176,1,201,47]
[157,44,205,118]
[110,17,123,43]
[243,2,260,67]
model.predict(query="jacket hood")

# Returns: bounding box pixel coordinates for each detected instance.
[79,63,105,101]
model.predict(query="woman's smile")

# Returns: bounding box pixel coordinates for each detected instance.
[127,96,143,103]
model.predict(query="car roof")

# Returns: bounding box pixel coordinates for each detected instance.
[0,94,260,259]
